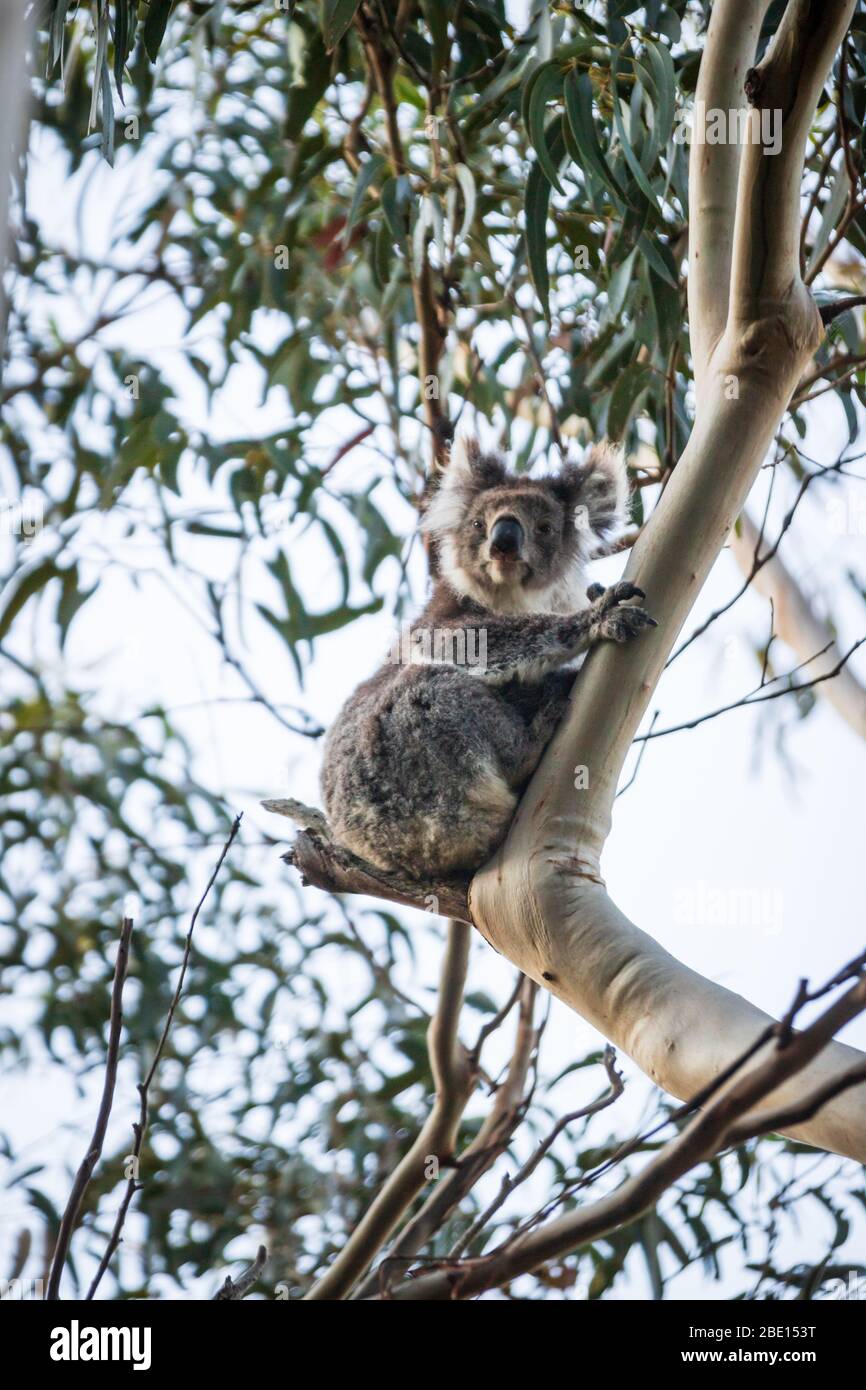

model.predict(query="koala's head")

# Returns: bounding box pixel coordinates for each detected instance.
[421,436,629,613]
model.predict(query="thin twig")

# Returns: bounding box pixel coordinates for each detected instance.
[449,1046,624,1258]
[819,294,866,326]
[470,972,524,1064]
[616,711,658,797]
[354,979,538,1300]
[637,638,865,741]
[86,817,242,1299]
[45,918,134,1301]
[304,920,475,1300]
[378,954,866,1299]
[667,452,843,665]
[212,1245,268,1300]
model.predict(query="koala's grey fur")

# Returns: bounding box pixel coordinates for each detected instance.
[320,437,655,878]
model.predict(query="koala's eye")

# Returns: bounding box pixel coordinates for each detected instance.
[472,519,485,532]
[537,522,553,536]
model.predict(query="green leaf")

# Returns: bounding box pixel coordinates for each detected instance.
[113,0,131,99]
[606,363,653,440]
[25,1186,62,1230]
[639,1213,664,1300]
[316,516,351,606]
[605,248,636,322]
[57,567,96,650]
[345,154,385,238]
[380,175,413,250]
[88,5,108,143]
[463,991,499,1014]
[608,190,650,267]
[99,57,115,166]
[585,321,636,387]
[349,493,402,585]
[525,119,566,318]
[564,70,628,209]
[461,47,532,133]
[655,1214,690,1269]
[49,0,74,70]
[807,164,852,278]
[637,232,679,288]
[393,73,426,111]
[143,0,174,63]
[371,221,393,289]
[0,558,60,644]
[421,0,449,67]
[640,39,677,149]
[453,163,476,248]
[647,262,682,356]
[321,0,361,53]
[255,602,303,682]
[256,595,384,662]
[412,196,433,277]
[285,29,331,140]
[523,61,565,193]
[610,56,659,210]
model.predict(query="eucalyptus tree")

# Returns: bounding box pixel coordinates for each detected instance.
[3,0,866,1301]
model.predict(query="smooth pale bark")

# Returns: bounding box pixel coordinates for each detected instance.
[277,0,866,1167]
[469,0,866,1162]
[688,0,773,393]
[729,512,866,740]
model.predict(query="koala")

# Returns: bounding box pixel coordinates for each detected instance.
[320,437,655,879]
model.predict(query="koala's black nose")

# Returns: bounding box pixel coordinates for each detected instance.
[489,515,524,556]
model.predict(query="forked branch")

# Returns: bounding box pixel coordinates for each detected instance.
[377,957,866,1300]
[272,0,866,1169]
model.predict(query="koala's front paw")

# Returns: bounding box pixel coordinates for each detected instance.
[591,581,657,644]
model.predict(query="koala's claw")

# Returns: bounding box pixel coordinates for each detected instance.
[598,606,657,643]
[590,582,655,643]
[592,581,647,614]
[599,580,644,609]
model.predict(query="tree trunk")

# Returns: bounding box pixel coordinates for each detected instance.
[468,0,866,1162]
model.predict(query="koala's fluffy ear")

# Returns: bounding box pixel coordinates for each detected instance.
[554,442,629,539]
[421,435,507,536]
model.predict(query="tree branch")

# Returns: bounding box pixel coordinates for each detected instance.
[212,1245,268,1301]
[304,919,475,1299]
[463,0,866,1166]
[85,817,241,1298]
[730,0,851,338]
[45,917,134,1301]
[634,637,866,740]
[819,294,866,326]
[274,1,866,1167]
[353,977,538,1298]
[687,0,773,395]
[728,510,866,739]
[377,961,866,1299]
[448,1045,625,1260]
[727,1062,866,1144]
[263,799,471,923]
